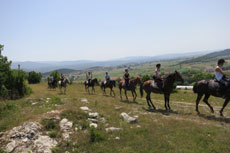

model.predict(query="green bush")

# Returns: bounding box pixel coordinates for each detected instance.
[142,75,151,82]
[41,119,57,130]
[51,71,60,82]
[90,127,105,143]
[0,49,31,99]
[28,71,42,84]
[49,130,57,138]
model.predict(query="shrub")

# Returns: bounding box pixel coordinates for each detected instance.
[49,130,57,138]
[90,127,105,143]
[41,119,57,130]
[28,71,42,84]
[142,75,151,82]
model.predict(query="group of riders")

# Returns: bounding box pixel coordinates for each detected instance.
[50,58,230,93]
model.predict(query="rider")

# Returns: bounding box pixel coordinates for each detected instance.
[49,74,53,82]
[86,72,93,85]
[123,69,130,87]
[153,63,163,88]
[60,74,65,85]
[215,59,230,89]
[105,72,110,85]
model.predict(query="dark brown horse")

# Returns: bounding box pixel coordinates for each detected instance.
[101,80,116,96]
[48,79,58,90]
[140,71,184,110]
[193,80,230,116]
[84,78,99,94]
[58,78,70,94]
[119,76,141,102]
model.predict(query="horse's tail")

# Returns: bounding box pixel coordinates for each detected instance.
[193,82,198,93]
[140,82,143,98]
[113,80,116,87]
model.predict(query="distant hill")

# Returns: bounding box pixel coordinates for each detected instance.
[11,50,213,73]
[179,49,230,65]
[43,68,79,75]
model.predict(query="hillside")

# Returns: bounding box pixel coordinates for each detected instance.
[0,83,230,153]
[179,49,230,65]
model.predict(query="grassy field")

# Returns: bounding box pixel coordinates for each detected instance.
[1,82,230,153]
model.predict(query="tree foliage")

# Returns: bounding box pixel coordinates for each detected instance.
[28,71,42,84]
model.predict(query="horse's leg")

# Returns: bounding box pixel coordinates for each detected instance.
[133,90,137,102]
[167,94,171,110]
[149,93,156,110]
[131,90,135,102]
[146,93,151,108]
[220,98,230,116]
[203,94,214,113]
[112,87,115,97]
[196,93,203,114]
[120,87,122,100]
[125,89,128,100]
[164,93,168,111]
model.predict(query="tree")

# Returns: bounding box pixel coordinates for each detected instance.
[142,75,151,82]
[28,71,42,84]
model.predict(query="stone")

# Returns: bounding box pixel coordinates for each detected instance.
[5,140,17,152]
[115,137,120,140]
[120,112,138,123]
[88,112,98,118]
[33,136,57,153]
[59,118,73,131]
[80,98,89,103]
[105,127,122,132]
[89,123,98,128]
[80,106,91,112]
[88,118,98,123]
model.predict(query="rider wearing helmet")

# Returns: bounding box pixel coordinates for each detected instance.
[123,69,130,87]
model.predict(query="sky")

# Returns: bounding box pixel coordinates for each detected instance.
[0,0,229,61]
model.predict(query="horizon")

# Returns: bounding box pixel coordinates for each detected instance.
[1,0,230,61]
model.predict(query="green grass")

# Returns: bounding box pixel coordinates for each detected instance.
[1,82,230,153]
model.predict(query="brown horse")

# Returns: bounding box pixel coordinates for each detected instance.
[193,80,230,116]
[101,80,116,96]
[84,78,99,94]
[140,71,184,110]
[119,76,141,102]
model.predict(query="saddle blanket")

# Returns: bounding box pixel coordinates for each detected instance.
[150,80,158,88]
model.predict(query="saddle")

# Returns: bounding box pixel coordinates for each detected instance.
[151,78,163,89]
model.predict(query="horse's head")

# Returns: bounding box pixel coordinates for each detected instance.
[94,78,100,86]
[174,71,184,84]
[134,76,142,84]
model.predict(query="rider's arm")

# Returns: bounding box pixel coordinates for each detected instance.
[215,67,227,76]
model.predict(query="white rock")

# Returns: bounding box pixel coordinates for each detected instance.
[89,123,98,128]
[115,137,120,140]
[33,135,57,153]
[81,98,89,103]
[59,118,73,131]
[88,112,98,118]
[105,127,122,132]
[62,132,70,140]
[136,125,141,128]
[80,106,91,112]
[5,140,17,152]
[88,118,98,123]
[120,112,138,123]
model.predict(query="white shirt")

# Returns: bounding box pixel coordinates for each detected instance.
[215,66,223,81]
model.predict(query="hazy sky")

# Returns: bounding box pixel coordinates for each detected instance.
[1,0,229,61]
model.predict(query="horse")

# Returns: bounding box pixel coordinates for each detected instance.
[84,78,99,94]
[140,71,184,110]
[101,80,116,96]
[58,78,70,94]
[48,79,58,90]
[193,79,230,116]
[119,76,142,102]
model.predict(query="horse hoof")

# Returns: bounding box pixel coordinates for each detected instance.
[220,111,223,117]
[196,111,200,115]
[211,109,214,113]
